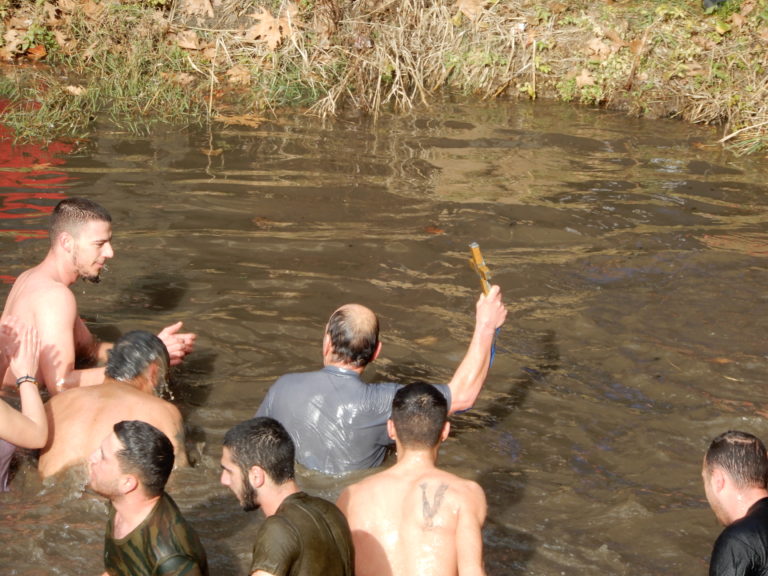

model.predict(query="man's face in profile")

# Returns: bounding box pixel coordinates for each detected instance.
[220,447,258,512]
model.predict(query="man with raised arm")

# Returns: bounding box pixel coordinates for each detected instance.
[0,316,45,490]
[702,430,768,576]
[220,417,354,576]
[89,420,208,576]
[1,197,195,395]
[337,382,487,576]
[39,330,188,478]
[256,285,507,474]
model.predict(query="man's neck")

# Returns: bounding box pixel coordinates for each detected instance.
[726,488,768,525]
[112,494,161,540]
[395,446,440,470]
[261,480,301,517]
[324,359,366,375]
[41,249,77,287]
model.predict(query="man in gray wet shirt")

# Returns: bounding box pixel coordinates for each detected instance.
[256,286,507,474]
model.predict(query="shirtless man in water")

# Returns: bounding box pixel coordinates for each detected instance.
[1,197,195,394]
[39,330,188,478]
[337,382,487,576]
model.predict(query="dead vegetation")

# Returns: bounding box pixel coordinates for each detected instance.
[0,0,766,155]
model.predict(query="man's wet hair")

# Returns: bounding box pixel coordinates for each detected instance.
[391,383,448,449]
[50,197,112,244]
[326,305,379,368]
[705,430,768,489]
[113,420,174,498]
[223,417,295,485]
[106,330,170,387]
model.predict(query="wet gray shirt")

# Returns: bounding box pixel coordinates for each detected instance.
[255,366,451,474]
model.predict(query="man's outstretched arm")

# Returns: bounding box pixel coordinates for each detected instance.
[446,285,507,414]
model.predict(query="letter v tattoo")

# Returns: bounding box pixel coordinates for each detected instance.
[420,483,448,528]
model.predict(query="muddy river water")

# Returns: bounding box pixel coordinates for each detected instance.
[1,100,767,575]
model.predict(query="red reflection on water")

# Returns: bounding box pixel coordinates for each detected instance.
[0,98,76,248]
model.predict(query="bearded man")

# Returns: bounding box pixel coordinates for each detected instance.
[1,197,195,394]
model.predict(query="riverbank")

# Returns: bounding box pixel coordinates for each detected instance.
[0,0,766,155]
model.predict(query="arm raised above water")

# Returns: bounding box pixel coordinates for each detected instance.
[0,321,47,448]
[446,285,507,414]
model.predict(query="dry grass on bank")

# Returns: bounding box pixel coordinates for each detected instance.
[0,0,766,155]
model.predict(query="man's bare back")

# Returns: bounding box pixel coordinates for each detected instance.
[338,383,488,576]
[39,381,188,477]
[339,462,486,576]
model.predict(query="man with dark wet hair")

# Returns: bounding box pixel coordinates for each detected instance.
[220,417,354,576]
[337,383,488,576]
[89,420,208,576]
[702,430,768,576]
[1,197,196,395]
[39,330,188,477]
[256,286,507,474]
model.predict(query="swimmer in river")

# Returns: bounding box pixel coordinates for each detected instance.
[702,430,768,576]
[1,197,196,395]
[255,285,507,474]
[89,420,208,576]
[39,330,189,478]
[220,417,354,576]
[337,382,488,576]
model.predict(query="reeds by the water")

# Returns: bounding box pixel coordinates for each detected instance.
[0,0,765,155]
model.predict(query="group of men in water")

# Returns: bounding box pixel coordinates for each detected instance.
[0,196,766,576]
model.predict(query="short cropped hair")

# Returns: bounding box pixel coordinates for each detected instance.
[326,306,379,368]
[391,383,448,449]
[106,330,170,386]
[113,420,174,498]
[705,430,768,490]
[223,418,295,485]
[50,197,111,244]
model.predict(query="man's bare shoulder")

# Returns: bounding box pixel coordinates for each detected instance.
[4,267,73,315]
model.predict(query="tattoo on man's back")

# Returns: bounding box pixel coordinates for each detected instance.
[420,482,448,528]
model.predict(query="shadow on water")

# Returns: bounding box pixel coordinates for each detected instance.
[118,273,191,312]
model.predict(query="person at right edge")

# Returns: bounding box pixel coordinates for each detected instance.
[702,430,768,576]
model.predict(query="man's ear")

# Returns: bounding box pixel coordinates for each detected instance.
[249,465,266,489]
[439,421,451,443]
[386,419,396,441]
[120,473,139,495]
[146,362,160,392]
[710,467,728,494]
[59,231,74,253]
[322,332,332,358]
[371,341,382,362]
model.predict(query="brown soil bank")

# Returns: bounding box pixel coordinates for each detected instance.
[0,0,766,155]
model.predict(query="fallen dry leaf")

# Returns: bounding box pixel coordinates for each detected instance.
[162,72,196,86]
[27,45,47,61]
[246,7,289,50]
[226,64,251,86]
[54,30,77,54]
[3,29,24,55]
[587,37,612,58]
[456,0,485,21]
[64,85,86,95]
[576,68,595,87]
[177,30,201,50]
[182,0,214,18]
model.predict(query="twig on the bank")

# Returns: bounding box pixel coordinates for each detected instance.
[719,120,768,143]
